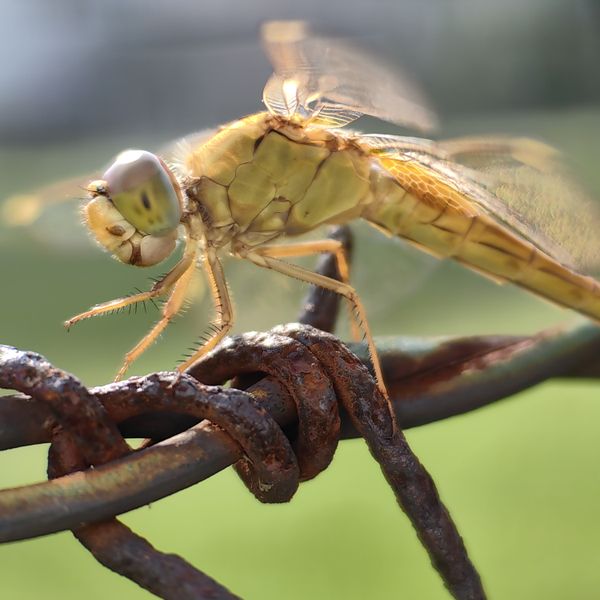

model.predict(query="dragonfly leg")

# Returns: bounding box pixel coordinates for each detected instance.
[114,245,200,381]
[241,250,388,400]
[65,250,197,329]
[254,240,361,342]
[177,247,234,373]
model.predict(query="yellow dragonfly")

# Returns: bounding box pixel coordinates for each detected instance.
[12,21,600,397]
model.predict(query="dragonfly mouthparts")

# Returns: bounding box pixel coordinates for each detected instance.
[87,179,108,197]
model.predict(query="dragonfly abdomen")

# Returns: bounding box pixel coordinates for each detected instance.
[364,158,600,321]
[363,163,477,258]
[455,216,600,319]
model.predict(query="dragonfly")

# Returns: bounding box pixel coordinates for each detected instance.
[13,20,600,397]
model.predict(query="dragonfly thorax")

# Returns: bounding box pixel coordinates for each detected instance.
[182,112,375,251]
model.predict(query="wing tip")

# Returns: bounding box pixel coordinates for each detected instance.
[261,20,308,44]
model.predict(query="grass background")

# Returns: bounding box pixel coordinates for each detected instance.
[1,107,600,599]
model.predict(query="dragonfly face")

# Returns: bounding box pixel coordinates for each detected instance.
[85,150,181,267]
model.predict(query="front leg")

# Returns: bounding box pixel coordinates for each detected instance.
[64,251,197,329]
[177,247,234,373]
[112,242,201,381]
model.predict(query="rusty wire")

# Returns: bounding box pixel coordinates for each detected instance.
[2,226,600,599]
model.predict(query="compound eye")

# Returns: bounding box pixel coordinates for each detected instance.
[103,150,181,235]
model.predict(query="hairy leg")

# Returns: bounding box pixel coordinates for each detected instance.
[253,239,360,341]
[112,241,200,380]
[177,247,234,372]
[240,249,388,399]
[65,251,197,329]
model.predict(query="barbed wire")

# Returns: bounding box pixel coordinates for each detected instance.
[2,226,600,599]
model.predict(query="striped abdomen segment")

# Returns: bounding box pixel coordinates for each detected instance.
[363,157,600,321]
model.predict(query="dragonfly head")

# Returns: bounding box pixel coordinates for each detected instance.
[85,150,183,266]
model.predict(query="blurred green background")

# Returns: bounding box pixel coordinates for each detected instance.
[2,2,600,599]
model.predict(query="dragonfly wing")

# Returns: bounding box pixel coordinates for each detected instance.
[1,174,96,228]
[438,136,561,171]
[438,136,600,275]
[353,222,442,313]
[260,20,437,131]
[0,171,97,252]
[360,133,600,276]
[1,129,217,251]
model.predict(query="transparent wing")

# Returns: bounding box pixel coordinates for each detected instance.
[1,129,216,249]
[361,133,600,275]
[261,20,437,131]
[352,222,441,314]
[1,174,96,228]
[0,172,98,253]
